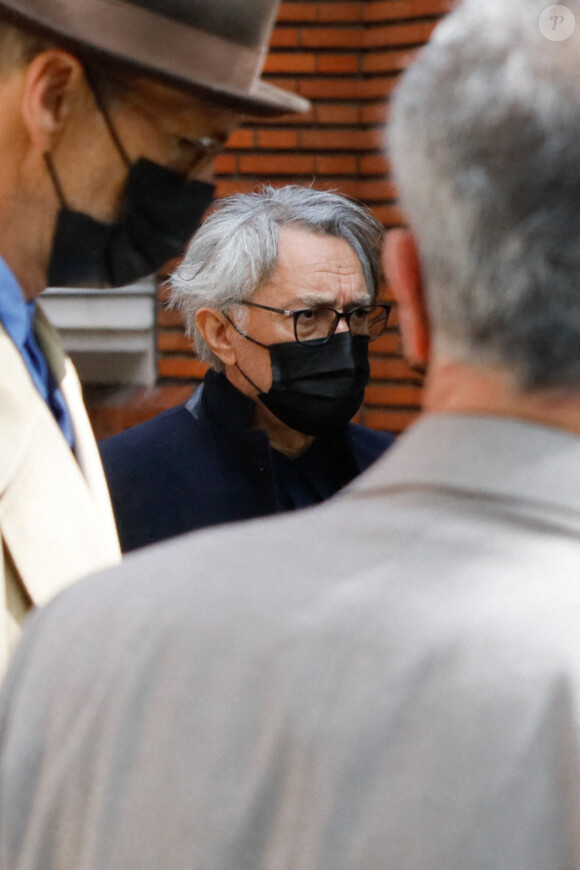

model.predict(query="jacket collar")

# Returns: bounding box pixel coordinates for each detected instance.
[354,412,580,521]
[188,370,258,432]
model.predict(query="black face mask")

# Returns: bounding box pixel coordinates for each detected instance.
[237,331,371,436]
[46,156,215,288]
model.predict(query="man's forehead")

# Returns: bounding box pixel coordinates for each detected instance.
[260,232,370,308]
[276,227,363,269]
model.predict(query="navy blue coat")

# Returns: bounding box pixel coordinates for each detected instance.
[100,371,394,553]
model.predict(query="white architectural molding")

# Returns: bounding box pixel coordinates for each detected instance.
[39,279,158,386]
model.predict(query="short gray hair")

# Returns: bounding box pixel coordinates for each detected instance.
[169,185,384,370]
[389,0,580,391]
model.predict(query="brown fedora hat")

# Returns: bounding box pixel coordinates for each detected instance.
[0,0,310,115]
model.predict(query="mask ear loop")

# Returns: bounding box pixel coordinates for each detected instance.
[43,153,68,209]
[223,313,269,394]
[82,66,131,170]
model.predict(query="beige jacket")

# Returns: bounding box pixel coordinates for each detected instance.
[0,308,120,673]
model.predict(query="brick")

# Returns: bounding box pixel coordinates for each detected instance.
[226,129,254,149]
[301,27,365,49]
[256,129,299,149]
[362,77,402,99]
[239,154,316,175]
[369,332,403,354]
[157,307,185,328]
[314,155,358,175]
[87,385,194,438]
[215,180,258,197]
[158,357,209,380]
[318,3,363,23]
[264,52,317,74]
[269,28,300,47]
[300,77,399,102]
[157,331,192,353]
[364,0,450,22]
[300,129,375,150]
[357,180,397,201]
[360,102,390,125]
[213,153,237,175]
[362,408,420,433]
[365,384,423,406]
[317,54,360,74]
[362,49,415,74]
[315,103,360,125]
[369,358,423,381]
[366,21,438,47]
[373,204,405,226]
[275,3,318,22]
[299,78,376,100]
[313,178,361,199]
[360,154,391,176]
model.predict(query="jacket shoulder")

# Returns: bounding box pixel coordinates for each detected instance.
[100,404,196,461]
[347,422,395,451]
[346,423,395,473]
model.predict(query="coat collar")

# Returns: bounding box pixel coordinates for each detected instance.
[354,412,580,520]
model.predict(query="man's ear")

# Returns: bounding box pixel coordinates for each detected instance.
[195,308,237,367]
[383,228,430,366]
[20,50,86,153]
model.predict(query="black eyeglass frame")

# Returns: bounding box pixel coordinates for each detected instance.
[241,300,391,345]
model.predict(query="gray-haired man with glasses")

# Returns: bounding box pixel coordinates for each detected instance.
[100,185,394,552]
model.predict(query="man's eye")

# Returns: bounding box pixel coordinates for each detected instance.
[350,307,369,323]
[300,309,317,321]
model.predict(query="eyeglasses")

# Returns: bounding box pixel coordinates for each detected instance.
[242,301,391,345]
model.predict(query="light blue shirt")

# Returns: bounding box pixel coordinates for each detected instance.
[0,257,74,446]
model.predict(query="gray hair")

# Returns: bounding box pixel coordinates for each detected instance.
[389,0,580,391]
[169,185,384,370]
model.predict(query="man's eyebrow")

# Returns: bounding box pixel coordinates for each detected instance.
[285,293,373,309]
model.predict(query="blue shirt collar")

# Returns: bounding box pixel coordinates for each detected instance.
[0,255,35,348]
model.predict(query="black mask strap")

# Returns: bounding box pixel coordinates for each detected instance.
[224,313,269,349]
[224,315,269,393]
[234,361,264,394]
[83,66,131,169]
[43,153,68,210]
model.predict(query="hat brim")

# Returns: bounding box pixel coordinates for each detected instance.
[0,0,310,116]
[106,53,311,116]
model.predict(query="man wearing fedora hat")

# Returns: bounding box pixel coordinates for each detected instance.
[0,0,308,672]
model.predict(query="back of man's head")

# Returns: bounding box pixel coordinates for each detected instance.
[389,0,580,391]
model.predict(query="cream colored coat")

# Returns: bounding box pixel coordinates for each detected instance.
[0,308,120,673]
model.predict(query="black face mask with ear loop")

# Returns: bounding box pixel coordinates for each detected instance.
[45,72,215,288]
[234,329,371,437]
[46,155,215,287]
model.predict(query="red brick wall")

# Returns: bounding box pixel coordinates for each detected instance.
[89,0,450,439]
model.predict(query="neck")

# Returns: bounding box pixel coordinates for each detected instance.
[423,356,580,436]
[0,79,55,300]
